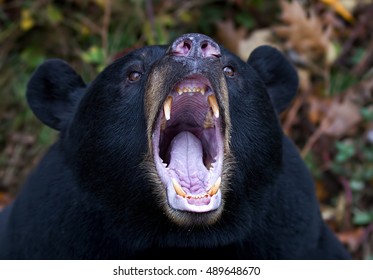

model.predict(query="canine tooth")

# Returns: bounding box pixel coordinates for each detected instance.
[208,95,219,118]
[172,178,186,197]
[208,176,221,196]
[163,96,172,120]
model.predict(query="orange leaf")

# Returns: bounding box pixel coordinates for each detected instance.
[337,228,364,252]
[320,0,354,23]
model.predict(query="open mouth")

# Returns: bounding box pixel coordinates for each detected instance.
[152,75,224,213]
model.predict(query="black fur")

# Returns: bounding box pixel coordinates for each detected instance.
[0,35,351,259]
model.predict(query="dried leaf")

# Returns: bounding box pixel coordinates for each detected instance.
[216,19,247,55]
[337,227,365,252]
[238,28,279,60]
[274,0,331,63]
[316,180,330,202]
[308,96,332,125]
[0,192,11,212]
[321,94,362,138]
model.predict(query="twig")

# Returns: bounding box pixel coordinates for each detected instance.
[78,16,102,35]
[146,0,155,43]
[339,177,352,230]
[301,124,323,158]
[353,39,373,76]
[282,94,302,135]
[102,0,112,64]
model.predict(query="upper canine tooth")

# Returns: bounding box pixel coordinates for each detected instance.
[172,178,186,197]
[208,95,219,118]
[164,96,172,121]
[208,176,221,196]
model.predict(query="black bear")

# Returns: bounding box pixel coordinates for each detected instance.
[0,33,351,259]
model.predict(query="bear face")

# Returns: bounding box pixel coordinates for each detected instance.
[1,33,350,259]
[43,34,293,228]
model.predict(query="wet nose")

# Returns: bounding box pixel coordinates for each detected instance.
[169,33,221,58]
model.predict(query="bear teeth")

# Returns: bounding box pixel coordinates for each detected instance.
[163,93,219,121]
[172,178,186,196]
[176,87,205,95]
[163,96,173,121]
[208,95,219,118]
[208,177,221,196]
[172,177,221,198]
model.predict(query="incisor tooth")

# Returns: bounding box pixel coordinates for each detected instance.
[208,95,219,118]
[172,178,186,197]
[208,177,221,196]
[163,96,172,120]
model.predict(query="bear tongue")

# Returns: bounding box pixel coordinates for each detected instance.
[167,131,207,192]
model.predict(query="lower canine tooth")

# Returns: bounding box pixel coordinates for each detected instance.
[208,176,221,196]
[172,178,186,197]
[164,96,172,120]
[208,95,219,118]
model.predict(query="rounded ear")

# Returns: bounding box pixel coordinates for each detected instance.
[247,45,299,114]
[26,59,86,131]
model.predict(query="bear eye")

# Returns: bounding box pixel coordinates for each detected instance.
[128,71,142,82]
[223,66,234,77]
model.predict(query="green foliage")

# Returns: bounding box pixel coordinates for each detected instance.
[349,180,364,192]
[329,69,359,96]
[304,152,322,179]
[360,107,373,121]
[235,13,255,30]
[353,209,373,225]
[46,4,63,24]
[81,46,106,72]
[334,141,355,163]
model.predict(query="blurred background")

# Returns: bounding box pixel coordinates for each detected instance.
[0,0,373,259]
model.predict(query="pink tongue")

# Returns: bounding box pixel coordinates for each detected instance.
[168,131,206,186]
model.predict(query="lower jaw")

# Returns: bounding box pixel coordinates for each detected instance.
[166,186,222,213]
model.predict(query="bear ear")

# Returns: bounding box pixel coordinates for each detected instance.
[26,59,86,131]
[247,45,299,114]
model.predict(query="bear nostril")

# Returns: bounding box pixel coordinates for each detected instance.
[200,40,221,58]
[174,40,192,56]
[169,33,221,58]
